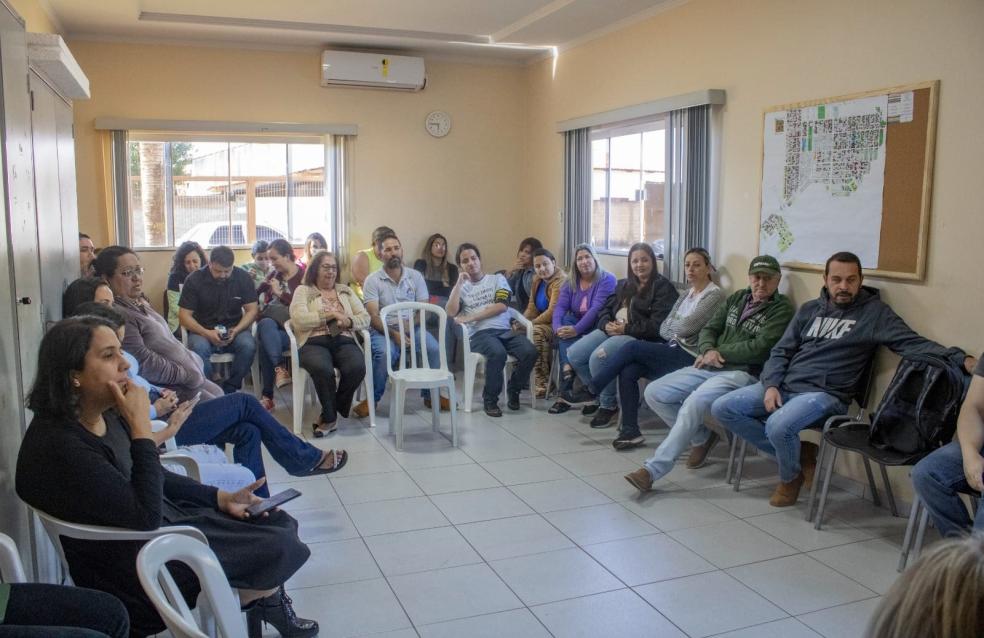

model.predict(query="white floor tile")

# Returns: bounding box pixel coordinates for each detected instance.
[727,554,877,615]
[508,478,612,513]
[333,450,405,477]
[797,597,882,638]
[548,449,642,476]
[408,463,501,495]
[276,478,343,513]
[711,618,822,638]
[364,526,482,576]
[695,483,783,518]
[331,471,424,504]
[346,496,450,536]
[511,425,602,455]
[543,502,658,546]
[481,456,576,485]
[532,588,686,638]
[744,510,876,552]
[417,608,551,638]
[808,538,903,594]
[285,578,411,638]
[583,533,714,586]
[634,570,786,637]
[430,486,534,524]
[459,435,542,463]
[490,547,623,606]
[668,519,799,568]
[620,491,735,531]
[286,538,381,589]
[582,471,683,502]
[387,563,522,626]
[386,442,476,470]
[457,514,575,561]
[290,505,361,544]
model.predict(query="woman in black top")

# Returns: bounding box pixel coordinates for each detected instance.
[165,241,208,336]
[15,316,317,638]
[413,233,460,363]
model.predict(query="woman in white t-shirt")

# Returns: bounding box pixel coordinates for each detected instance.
[590,248,725,449]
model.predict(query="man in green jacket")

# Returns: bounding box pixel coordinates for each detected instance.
[625,255,794,492]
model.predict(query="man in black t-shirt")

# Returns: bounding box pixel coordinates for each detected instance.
[912,353,984,536]
[178,245,258,393]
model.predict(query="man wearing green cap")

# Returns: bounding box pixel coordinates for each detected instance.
[625,255,793,492]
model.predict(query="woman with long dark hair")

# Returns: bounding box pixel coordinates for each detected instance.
[165,241,208,335]
[15,316,318,637]
[562,242,679,427]
[413,233,459,299]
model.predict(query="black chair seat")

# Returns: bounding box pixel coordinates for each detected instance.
[824,423,916,466]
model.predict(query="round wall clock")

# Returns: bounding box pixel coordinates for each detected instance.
[425,110,452,138]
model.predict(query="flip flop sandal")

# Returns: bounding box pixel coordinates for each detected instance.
[298,449,348,476]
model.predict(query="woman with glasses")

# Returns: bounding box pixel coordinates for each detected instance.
[289,250,369,437]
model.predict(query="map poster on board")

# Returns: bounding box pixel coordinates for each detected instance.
[760,95,888,268]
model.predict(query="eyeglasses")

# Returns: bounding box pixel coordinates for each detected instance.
[119,267,145,278]
[319,263,338,271]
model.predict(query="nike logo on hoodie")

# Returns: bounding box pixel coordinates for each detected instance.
[805,317,857,340]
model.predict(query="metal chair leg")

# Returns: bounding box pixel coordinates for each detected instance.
[912,505,930,563]
[898,496,921,572]
[725,433,737,485]
[862,457,882,507]
[805,438,827,522]
[813,447,839,530]
[732,439,747,492]
[878,463,899,517]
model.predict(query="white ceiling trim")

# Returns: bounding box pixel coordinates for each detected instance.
[94,117,358,136]
[556,89,725,132]
[491,0,576,42]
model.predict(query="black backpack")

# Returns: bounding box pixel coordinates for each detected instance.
[869,353,968,463]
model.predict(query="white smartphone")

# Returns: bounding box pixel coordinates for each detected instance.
[187,391,203,409]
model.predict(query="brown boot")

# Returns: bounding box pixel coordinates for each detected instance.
[624,467,654,493]
[769,473,805,507]
[351,400,370,418]
[800,441,819,489]
[686,431,721,469]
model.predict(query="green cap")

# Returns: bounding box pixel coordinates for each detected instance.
[748,255,781,275]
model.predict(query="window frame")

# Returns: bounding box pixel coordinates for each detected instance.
[113,131,337,250]
[589,115,668,256]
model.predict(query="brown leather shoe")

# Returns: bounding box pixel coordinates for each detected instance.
[686,431,721,469]
[624,467,654,493]
[800,441,819,489]
[351,400,370,419]
[424,396,451,411]
[769,472,805,507]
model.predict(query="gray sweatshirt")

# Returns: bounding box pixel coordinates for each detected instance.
[761,286,966,402]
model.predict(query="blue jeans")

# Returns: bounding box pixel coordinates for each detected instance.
[256,317,290,398]
[589,340,695,435]
[567,329,635,409]
[187,329,257,394]
[642,367,757,481]
[912,441,984,537]
[370,328,441,402]
[175,392,323,497]
[556,313,580,370]
[469,328,538,404]
[712,382,847,482]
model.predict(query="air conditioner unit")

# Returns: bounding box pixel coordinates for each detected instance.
[321,51,426,91]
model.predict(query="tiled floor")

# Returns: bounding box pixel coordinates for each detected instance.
[247,381,912,638]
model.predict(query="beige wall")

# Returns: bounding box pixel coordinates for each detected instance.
[6,0,59,34]
[523,0,984,498]
[68,41,528,293]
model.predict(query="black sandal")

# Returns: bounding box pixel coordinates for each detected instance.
[548,400,572,414]
[298,449,348,476]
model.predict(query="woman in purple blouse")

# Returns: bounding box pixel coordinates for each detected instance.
[548,243,616,413]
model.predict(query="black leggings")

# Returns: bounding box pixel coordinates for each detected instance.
[0,583,129,637]
[299,334,366,422]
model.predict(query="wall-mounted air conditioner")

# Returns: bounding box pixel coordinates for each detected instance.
[321,51,426,91]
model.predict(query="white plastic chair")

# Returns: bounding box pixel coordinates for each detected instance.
[33,507,207,587]
[181,323,260,391]
[0,532,27,584]
[462,307,537,412]
[284,320,374,435]
[381,302,458,450]
[154,419,203,482]
[137,534,247,638]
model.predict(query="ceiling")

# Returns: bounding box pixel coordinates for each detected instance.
[44,0,686,62]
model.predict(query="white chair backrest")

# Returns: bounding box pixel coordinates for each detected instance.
[152,419,176,452]
[33,508,208,583]
[0,532,27,584]
[380,302,448,374]
[137,534,246,638]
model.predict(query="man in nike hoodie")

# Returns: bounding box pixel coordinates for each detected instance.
[712,252,976,507]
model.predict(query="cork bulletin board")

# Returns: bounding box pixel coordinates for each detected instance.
[758,80,939,280]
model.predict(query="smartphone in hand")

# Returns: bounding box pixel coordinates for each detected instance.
[245,488,302,518]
